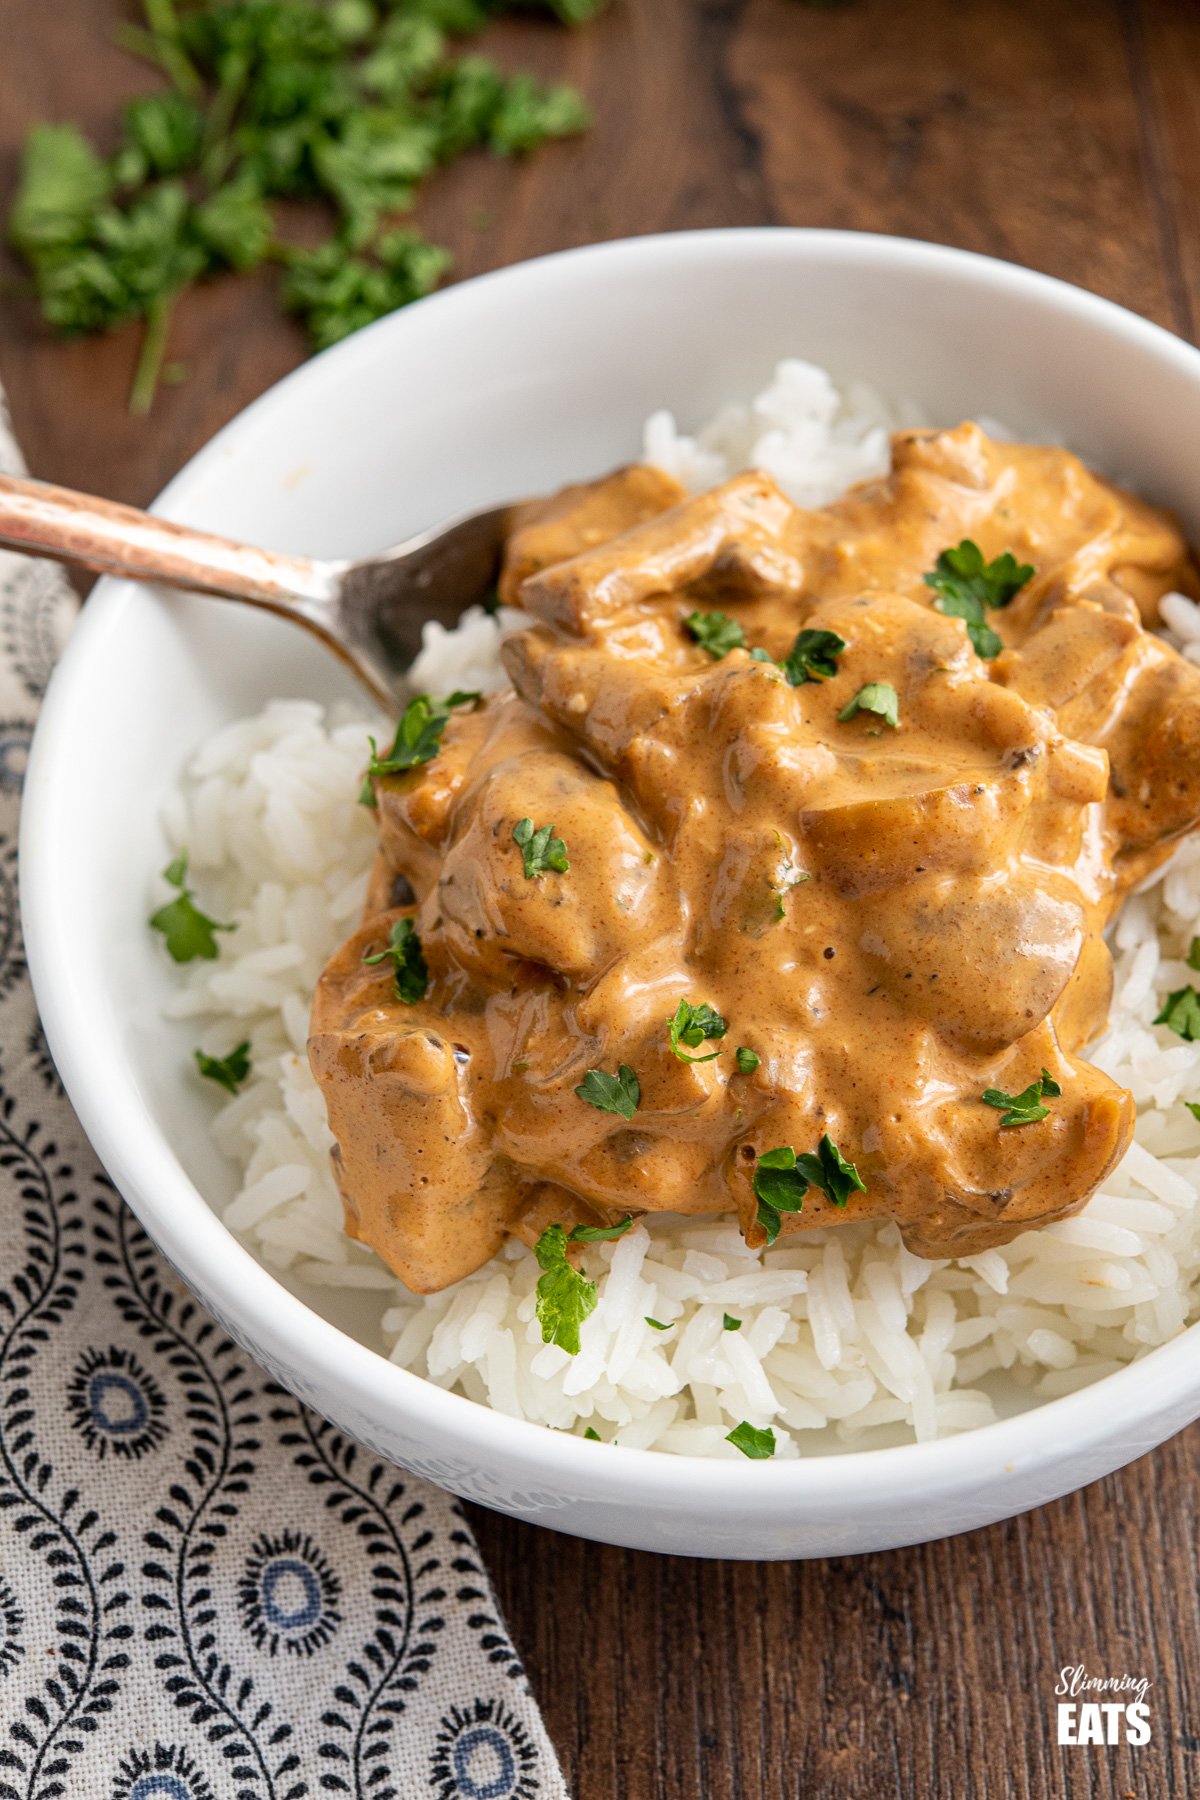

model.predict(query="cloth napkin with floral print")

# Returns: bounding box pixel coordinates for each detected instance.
[0,394,567,1800]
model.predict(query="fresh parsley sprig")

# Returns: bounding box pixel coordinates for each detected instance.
[981,1069,1062,1128]
[7,0,604,412]
[575,1064,640,1119]
[194,1040,251,1094]
[359,690,478,803]
[1155,987,1200,1042]
[569,1216,634,1243]
[780,628,845,686]
[667,999,728,1064]
[149,852,235,962]
[923,539,1034,659]
[685,610,746,659]
[687,614,848,689]
[752,1135,866,1245]
[362,915,429,1005]
[533,1212,633,1355]
[513,816,569,879]
[534,1223,596,1355]
[838,682,899,729]
[726,1421,775,1459]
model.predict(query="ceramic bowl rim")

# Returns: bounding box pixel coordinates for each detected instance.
[20,226,1200,1512]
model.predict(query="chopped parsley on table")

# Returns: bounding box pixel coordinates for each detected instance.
[359,690,478,802]
[667,999,728,1063]
[575,1064,640,1119]
[533,1214,633,1354]
[7,0,605,412]
[837,681,899,729]
[1155,986,1200,1042]
[726,1421,775,1459]
[149,852,235,962]
[981,1069,1061,1128]
[752,1135,866,1245]
[513,816,569,878]
[194,1039,252,1094]
[362,915,429,1004]
[924,539,1034,659]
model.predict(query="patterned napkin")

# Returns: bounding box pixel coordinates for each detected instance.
[0,394,568,1800]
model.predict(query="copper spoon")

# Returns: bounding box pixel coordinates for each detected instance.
[0,472,521,708]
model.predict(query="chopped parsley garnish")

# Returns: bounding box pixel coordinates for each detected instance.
[780,628,845,686]
[752,1135,866,1245]
[1155,987,1200,1042]
[1188,937,1200,972]
[575,1064,640,1119]
[533,1223,597,1355]
[6,5,602,412]
[513,816,569,879]
[531,1216,630,1357]
[735,1047,760,1075]
[923,539,1035,659]
[194,1040,251,1095]
[837,682,899,729]
[584,1426,601,1440]
[811,1135,867,1207]
[981,1068,1062,1128]
[752,1148,809,1240]
[359,690,478,802]
[726,1421,775,1459]
[723,1314,742,1331]
[149,853,235,962]
[363,915,429,1004]
[1187,1102,1200,1122]
[645,1317,672,1331]
[667,999,728,1064]
[568,1216,633,1243]
[685,610,746,659]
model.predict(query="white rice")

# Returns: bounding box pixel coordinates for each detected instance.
[159,360,1200,1457]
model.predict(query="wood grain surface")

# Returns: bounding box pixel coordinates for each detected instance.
[3,2,1200,1795]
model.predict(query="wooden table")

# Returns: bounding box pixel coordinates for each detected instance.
[3,2,1200,1793]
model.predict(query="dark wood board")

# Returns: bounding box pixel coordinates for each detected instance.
[2,1,1199,1793]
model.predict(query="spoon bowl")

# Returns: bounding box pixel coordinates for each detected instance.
[0,471,520,705]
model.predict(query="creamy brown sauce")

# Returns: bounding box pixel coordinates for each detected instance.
[309,425,1200,1293]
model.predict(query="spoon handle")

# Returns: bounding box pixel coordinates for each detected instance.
[0,472,339,609]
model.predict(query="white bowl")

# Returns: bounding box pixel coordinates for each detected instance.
[21,230,1200,1560]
